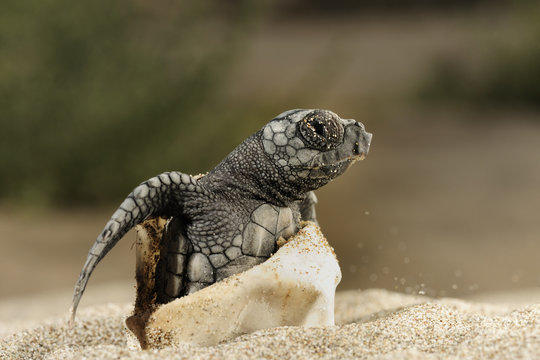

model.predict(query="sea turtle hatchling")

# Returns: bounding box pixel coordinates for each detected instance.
[69,109,372,323]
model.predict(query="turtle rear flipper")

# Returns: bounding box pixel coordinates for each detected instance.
[69,171,204,325]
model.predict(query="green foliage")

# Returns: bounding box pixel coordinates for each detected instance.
[0,0,259,206]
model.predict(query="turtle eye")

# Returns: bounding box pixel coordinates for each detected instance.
[312,121,326,137]
[298,111,343,150]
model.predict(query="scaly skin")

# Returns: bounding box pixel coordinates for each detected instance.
[69,109,372,324]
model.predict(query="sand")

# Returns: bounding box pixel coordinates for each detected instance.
[1,288,539,359]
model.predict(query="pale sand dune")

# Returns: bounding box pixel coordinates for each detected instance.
[1,288,539,359]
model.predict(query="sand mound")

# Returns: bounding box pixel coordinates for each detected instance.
[1,289,539,359]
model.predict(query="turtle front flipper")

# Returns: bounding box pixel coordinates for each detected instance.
[69,171,204,325]
[299,191,318,224]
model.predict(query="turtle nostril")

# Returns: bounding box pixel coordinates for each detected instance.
[354,141,361,155]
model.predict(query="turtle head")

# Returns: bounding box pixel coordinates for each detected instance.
[260,109,372,192]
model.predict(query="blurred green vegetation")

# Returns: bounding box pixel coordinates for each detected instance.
[0,0,536,208]
[420,3,540,109]
[0,0,260,206]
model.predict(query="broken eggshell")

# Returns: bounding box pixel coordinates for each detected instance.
[125,221,341,349]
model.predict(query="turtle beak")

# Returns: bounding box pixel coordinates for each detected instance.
[342,118,372,156]
[350,121,371,159]
[365,131,373,150]
[356,131,372,158]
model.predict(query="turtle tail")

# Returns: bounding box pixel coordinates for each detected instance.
[69,171,197,326]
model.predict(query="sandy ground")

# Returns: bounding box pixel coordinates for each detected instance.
[1,286,540,359]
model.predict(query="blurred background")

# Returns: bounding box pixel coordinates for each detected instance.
[1,0,539,307]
